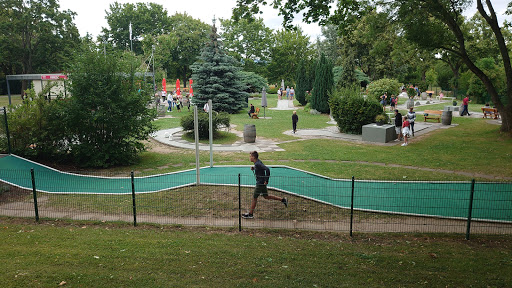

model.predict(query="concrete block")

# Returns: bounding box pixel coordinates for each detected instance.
[362,124,397,143]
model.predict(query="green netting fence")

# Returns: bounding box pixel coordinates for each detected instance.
[0,154,511,238]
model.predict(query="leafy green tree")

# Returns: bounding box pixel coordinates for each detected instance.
[266,28,314,84]
[425,68,438,90]
[317,25,341,63]
[145,13,210,87]
[466,58,506,104]
[233,0,512,132]
[295,59,309,105]
[220,17,273,75]
[65,50,155,167]
[0,0,80,94]
[392,0,512,131]
[190,23,248,114]
[367,78,401,101]
[311,54,334,113]
[101,2,170,54]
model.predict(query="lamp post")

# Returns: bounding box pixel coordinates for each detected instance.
[152,45,156,92]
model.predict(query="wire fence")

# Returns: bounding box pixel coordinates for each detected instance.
[0,168,511,239]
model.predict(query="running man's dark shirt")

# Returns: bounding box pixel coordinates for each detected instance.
[254,159,270,185]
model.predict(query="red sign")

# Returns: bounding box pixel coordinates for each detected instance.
[41,74,67,80]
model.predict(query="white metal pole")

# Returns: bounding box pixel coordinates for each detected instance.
[194,105,200,185]
[208,99,213,168]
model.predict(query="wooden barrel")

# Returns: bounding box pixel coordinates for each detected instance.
[442,110,452,125]
[243,124,256,143]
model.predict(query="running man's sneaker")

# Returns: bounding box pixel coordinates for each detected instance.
[242,213,254,219]
[282,197,288,208]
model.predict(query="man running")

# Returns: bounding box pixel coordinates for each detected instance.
[242,151,288,219]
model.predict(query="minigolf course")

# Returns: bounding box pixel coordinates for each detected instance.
[0,154,510,222]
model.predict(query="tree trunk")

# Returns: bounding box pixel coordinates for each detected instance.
[440,0,511,132]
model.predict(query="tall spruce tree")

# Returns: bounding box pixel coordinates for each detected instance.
[295,59,308,106]
[311,53,334,113]
[191,22,248,113]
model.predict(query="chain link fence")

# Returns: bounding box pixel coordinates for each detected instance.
[1,167,511,239]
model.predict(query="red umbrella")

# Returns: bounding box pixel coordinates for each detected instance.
[176,79,181,96]
[162,78,167,93]
[189,79,193,97]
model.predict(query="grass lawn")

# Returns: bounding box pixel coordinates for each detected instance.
[0,95,23,107]
[1,217,511,288]
[147,99,512,180]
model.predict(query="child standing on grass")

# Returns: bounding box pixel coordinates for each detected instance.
[402,116,410,147]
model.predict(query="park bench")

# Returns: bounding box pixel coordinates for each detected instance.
[251,107,260,119]
[481,107,500,119]
[423,110,442,122]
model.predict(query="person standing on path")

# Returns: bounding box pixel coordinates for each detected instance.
[286,86,290,100]
[402,116,411,147]
[242,151,288,219]
[292,110,299,133]
[290,87,295,100]
[462,95,471,116]
[407,107,416,136]
[380,92,388,111]
[394,109,403,141]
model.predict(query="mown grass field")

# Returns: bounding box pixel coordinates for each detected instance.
[1,217,511,288]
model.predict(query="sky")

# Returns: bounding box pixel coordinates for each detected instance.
[59,0,324,39]
[59,0,511,41]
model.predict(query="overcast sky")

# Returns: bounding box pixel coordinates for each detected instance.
[59,0,511,41]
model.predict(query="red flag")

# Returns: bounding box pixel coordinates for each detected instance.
[176,79,181,96]
[162,78,167,93]
[189,79,193,97]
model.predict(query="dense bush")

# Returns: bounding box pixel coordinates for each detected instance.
[367,78,402,101]
[65,50,156,167]
[267,86,278,94]
[330,86,382,134]
[181,111,231,139]
[1,86,68,159]
[239,71,269,93]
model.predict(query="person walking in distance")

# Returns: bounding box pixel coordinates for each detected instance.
[462,95,471,116]
[407,107,416,136]
[292,110,299,133]
[242,151,288,219]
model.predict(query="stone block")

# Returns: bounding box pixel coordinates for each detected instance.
[362,124,397,143]
[443,106,460,112]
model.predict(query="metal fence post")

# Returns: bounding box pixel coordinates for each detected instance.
[350,176,354,237]
[466,179,475,240]
[131,171,137,227]
[3,107,11,155]
[30,169,39,222]
[238,173,242,232]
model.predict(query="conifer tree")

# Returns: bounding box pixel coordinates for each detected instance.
[311,53,334,113]
[295,59,308,106]
[191,21,248,113]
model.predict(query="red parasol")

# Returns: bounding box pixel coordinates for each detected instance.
[176,79,181,96]
[162,78,167,93]
[189,79,193,97]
